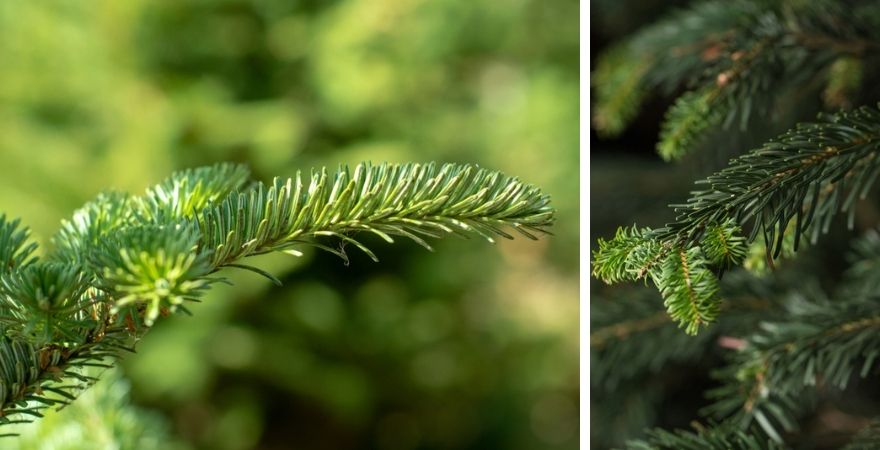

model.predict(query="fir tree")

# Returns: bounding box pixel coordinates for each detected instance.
[592,0,880,447]
[0,162,553,434]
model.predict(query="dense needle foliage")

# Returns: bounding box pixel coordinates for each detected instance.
[0,162,553,434]
[593,0,880,447]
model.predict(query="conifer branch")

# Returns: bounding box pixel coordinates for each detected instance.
[591,271,777,392]
[593,0,880,446]
[623,421,784,450]
[594,105,880,333]
[590,288,714,389]
[592,0,880,159]
[592,226,653,284]
[0,161,554,431]
[706,289,880,441]
[657,89,724,162]
[660,105,880,251]
[701,220,748,270]
[593,223,746,333]
[196,162,553,269]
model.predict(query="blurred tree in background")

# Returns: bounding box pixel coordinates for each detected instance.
[0,1,578,449]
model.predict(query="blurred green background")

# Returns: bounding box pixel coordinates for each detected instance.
[0,1,579,449]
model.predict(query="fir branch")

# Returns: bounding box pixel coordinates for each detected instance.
[590,1,763,137]
[53,164,249,265]
[592,106,880,317]
[658,105,880,253]
[0,161,553,431]
[624,421,784,450]
[592,222,748,333]
[3,366,188,449]
[657,90,724,162]
[706,290,880,441]
[196,162,554,269]
[592,226,652,284]
[623,0,765,93]
[0,333,125,427]
[593,107,880,331]
[593,0,880,157]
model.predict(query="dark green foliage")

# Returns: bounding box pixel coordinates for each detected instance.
[591,287,714,389]
[594,240,880,444]
[0,162,553,433]
[624,422,784,450]
[660,105,880,251]
[0,338,53,426]
[0,263,92,346]
[657,90,723,161]
[701,220,748,270]
[596,228,880,445]
[591,44,649,137]
[592,0,880,159]
[705,287,880,441]
[4,366,189,449]
[594,106,880,333]
[593,0,880,446]
[0,334,122,428]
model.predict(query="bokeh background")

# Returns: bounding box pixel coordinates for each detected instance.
[0,1,579,449]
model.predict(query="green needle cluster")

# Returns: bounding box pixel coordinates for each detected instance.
[0,162,553,431]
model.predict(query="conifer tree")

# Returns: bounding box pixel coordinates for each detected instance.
[592,0,880,447]
[0,162,553,434]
